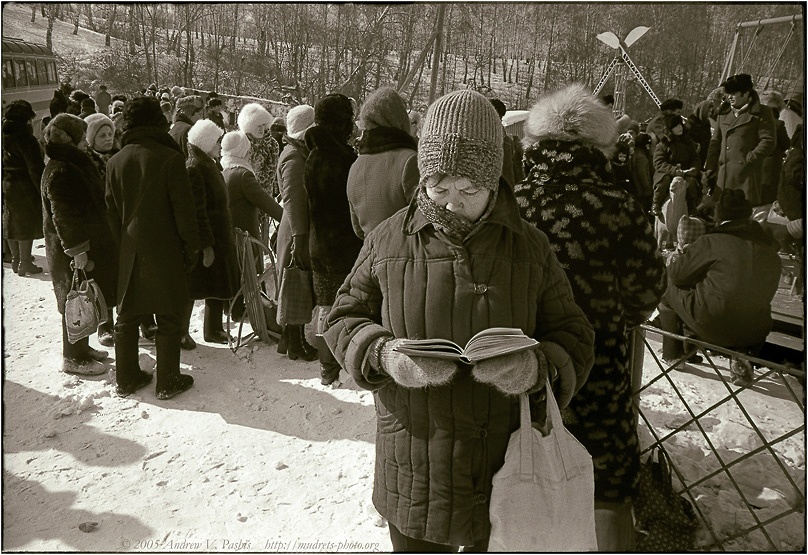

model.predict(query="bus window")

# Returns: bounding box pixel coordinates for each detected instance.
[13,59,27,87]
[47,61,57,84]
[3,60,15,88]
[26,60,38,86]
[37,60,48,84]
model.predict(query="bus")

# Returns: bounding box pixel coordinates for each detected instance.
[2,37,59,136]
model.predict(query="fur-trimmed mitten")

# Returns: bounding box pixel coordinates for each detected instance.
[539,341,576,408]
[472,349,547,396]
[369,337,457,388]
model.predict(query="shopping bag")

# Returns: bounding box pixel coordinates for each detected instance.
[488,382,597,552]
[634,446,698,552]
[276,262,313,326]
[64,268,106,344]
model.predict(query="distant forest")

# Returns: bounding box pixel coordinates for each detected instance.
[26,2,805,119]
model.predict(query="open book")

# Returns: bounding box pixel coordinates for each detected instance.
[393,327,539,364]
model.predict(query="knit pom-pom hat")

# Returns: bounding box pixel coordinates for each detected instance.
[524,83,618,157]
[286,104,315,140]
[715,189,752,222]
[188,118,225,156]
[237,102,272,137]
[418,89,503,192]
[359,87,410,133]
[220,130,251,159]
[44,113,87,145]
[84,113,114,149]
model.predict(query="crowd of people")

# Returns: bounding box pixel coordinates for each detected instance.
[2,70,803,551]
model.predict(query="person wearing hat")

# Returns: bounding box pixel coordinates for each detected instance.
[651,113,701,224]
[645,97,684,151]
[169,94,204,157]
[106,96,200,399]
[659,188,781,385]
[346,86,419,240]
[705,73,777,205]
[513,83,666,549]
[66,90,88,116]
[274,105,318,362]
[269,116,287,152]
[324,89,595,551]
[3,99,46,276]
[79,97,97,119]
[304,93,364,386]
[757,91,792,207]
[41,113,119,376]
[780,90,802,140]
[95,85,112,116]
[205,97,226,131]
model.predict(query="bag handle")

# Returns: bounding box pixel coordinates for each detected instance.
[70,266,88,292]
[518,379,568,480]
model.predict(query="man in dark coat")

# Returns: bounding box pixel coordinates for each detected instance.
[705,73,777,205]
[106,96,200,400]
[169,95,203,157]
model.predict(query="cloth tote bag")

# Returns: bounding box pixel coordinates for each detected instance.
[276,262,313,326]
[64,268,107,344]
[488,382,597,552]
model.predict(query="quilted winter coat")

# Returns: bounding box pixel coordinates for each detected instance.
[705,92,777,204]
[324,182,595,546]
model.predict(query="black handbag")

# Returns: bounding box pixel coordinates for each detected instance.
[634,446,699,551]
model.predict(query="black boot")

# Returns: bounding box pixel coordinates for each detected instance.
[155,333,194,400]
[16,240,42,275]
[114,325,152,397]
[277,326,288,354]
[8,239,20,274]
[286,324,317,361]
[203,299,230,343]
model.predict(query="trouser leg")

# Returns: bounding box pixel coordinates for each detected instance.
[113,311,142,387]
[387,522,456,553]
[154,312,184,392]
[658,300,684,360]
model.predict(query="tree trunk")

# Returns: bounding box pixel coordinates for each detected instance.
[105,5,116,47]
[46,17,54,50]
[85,4,95,32]
[30,5,35,23]
[73,10,79,35]
[231,4,238,50]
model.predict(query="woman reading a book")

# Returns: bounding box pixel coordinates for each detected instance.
[324,89,595,552]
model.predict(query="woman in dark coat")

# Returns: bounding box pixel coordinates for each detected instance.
[2,100,45,276]
[513,84,667,550]
[652,114,701,218]
[185,119,239,344]
[304,94,364,385]
[41,114,119,376]
[275,105,318,361]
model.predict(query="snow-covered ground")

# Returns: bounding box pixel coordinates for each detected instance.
[2,240,804,552]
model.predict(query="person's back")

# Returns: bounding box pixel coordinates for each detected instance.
[95,87,112,116]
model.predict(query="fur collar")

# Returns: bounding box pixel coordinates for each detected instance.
[357,127,417,154]
[304,125,353,153]
[282,135,310,158]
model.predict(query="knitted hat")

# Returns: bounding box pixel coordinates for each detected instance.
[286,104,315,140]
[122,96,167,133]
[44,113,87,145]
[418,89,503,192]
[721,73,754,94]
[188,118,225,155]
[715,189,752,222]
[314,94,354,138]
[677,216,706,247]
[523,83,618,157]
[111,100,125,114]
[4,99,36,122]
[170,85,183,97]
[176,95,203,116]
[237,102,272,137]
[84,113,114,149]
[759,90,784,111]
[220,130,251,159]
[358,87,410,133]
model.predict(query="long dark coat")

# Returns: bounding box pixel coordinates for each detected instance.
[41,142,118,313]
[223,165,283,240]
[186,144,239,301]
[276,136,312,275]
[2,119,45,240]
[168,112,194,158]
[303,125,362,305]
[105,127,200,315]
[324,182,595,546]
[515,139,667,503]
[706,92,777,204]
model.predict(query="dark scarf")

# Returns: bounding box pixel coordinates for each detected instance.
[122,125,184,154]
[282,135,310,159]
[523,139,613,190]
[415,186,496,241]
[710,219,775,247]
[357,127,417,155]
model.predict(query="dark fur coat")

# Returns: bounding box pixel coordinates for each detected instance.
[2,119,45,240]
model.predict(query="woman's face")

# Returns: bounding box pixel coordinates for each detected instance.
[92,125,115,153]
[76,132,88,152]
[426,175,491,222]
[250,122,268,139]
[671,123,683,136]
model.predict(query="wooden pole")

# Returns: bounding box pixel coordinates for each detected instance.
[428,4,445,105]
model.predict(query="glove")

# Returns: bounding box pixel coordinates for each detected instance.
[538,342,577,409]
[202,246,215,268]
[472,349,547,396]
[651,205,664,224]
[370,337,457,388]
[291,234,309,269]
[72,252,94,271]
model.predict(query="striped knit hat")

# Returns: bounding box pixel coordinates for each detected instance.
[418,89,503,192]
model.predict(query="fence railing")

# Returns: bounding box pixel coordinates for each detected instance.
[633,325,805,551]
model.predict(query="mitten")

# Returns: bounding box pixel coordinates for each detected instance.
[539,341,576,408]
[472,349,547,396]
[370,337,457,388]
[202,246,215,268]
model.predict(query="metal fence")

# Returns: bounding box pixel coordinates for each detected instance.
[634,325,806,551]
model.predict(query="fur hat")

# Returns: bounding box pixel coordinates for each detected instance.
[122,96,167,133]
[418,89,503,192]
[111,100,125,114]
[188,118,224,155]
[759,90,784,111]
[70,90,89,103]
[715,189,752,222]
[721,73,754,94]
[659,98,683,113]
[358,87,410,132]
[208,97,223,110]
[84,113,114,149]
[220,130,251,159]
[175,95,203,116]
[523,83,618,157]
[314,94,354,138]
[44,113,87,145]
[4,99,36,122]
[489,98,507,119]
[237,102,272,137]
[285,104,315,141]
[664,114,685,132]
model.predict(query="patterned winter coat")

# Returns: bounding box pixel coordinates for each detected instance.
[324,182,595,546]
[2,119,45,240]
[248,133,280,198]
[514,139,667,502]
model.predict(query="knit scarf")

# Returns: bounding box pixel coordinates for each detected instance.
[415,186,496,241]
[221,154,253,173]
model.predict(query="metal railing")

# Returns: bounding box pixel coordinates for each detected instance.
[633,325,806,551]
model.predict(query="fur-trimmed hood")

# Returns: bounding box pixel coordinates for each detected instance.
[523,83,618,157]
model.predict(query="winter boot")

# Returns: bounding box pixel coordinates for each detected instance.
[155,333,194,400]
[286,325,318,361]
[203,299,230,344]
[277,326,288,354]
[16,240,42,275]
[180,333,197,350]
[98,310,115,347]
[7,239,20,274]
[62,357,107,376]
[113,326,152,397]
